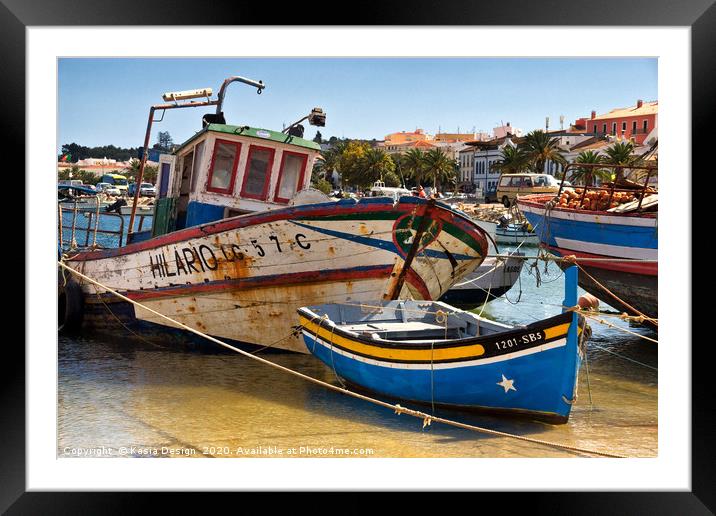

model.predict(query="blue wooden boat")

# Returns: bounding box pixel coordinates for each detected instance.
[298,266,585,423]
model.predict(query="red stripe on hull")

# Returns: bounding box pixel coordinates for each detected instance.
[547,245,657,276]
[122,265,396,301]
[405,268,432,300]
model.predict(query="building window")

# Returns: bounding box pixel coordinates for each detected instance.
[602,123,607,134]
[275,151,308,203]
[241,145,275,200]
[621,121,627,133]
[207,139,241,194]
[632,121,638,133]
[611,122,617,135]
[643,120,648,132]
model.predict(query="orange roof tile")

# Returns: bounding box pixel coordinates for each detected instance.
[592,101,658,120]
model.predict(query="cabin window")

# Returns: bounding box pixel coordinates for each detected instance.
[241,145,275,200]
[275,151,308,203]
[207,139,241,194]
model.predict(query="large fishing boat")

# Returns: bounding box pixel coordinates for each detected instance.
[517,163,657,325]
[59,75,489,352]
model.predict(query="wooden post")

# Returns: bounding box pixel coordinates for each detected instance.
[562,265,579,348]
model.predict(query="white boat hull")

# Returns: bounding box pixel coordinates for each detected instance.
[65,198,489,353]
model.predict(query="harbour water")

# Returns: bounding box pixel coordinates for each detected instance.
[57,243,658,459]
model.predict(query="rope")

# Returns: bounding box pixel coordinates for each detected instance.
[588,343,658,372]
[486,253,658,264]
[578,311,658,344]
[580,315,593,406]
[70,201,79,249]
[58,204,64,250]
[92,196,101,248]
[57,261,625,458]
[570,260,658,327]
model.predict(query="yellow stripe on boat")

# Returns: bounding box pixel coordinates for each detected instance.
[300,316,572,362]
[544,323,571,340]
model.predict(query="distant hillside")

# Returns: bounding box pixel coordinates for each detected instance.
[59,143,141,163]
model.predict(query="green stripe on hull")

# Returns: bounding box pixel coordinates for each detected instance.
[296,212,402,222]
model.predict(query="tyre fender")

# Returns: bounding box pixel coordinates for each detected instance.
[58,272,84,333]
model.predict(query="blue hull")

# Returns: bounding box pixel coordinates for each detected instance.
[519,207,657,252]
[303,333,581,421]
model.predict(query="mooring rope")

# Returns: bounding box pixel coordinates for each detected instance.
[57,261,625,458]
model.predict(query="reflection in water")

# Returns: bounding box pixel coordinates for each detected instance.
[58,247,657,458]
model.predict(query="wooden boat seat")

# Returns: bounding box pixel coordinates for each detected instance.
[342,320,469,340]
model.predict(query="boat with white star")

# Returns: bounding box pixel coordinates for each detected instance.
[297,266,587,423]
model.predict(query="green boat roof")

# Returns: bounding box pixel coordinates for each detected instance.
[176,123,322,153]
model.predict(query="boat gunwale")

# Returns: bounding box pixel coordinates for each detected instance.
[66,196,487,263]
[298,306,572,354]
[517,193,658,219]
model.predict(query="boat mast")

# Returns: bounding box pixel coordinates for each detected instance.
[127,76,265,241]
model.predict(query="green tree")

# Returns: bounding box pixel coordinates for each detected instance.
[491,145,528,175]
[335,141,370,188]
[603,141,641,181]
[57,166,98,185]
[313,131,323,144]
[154,131,174,152]
[359,147,396,186]
[390,153,410,188]
[519,130,566,174]
[421,148,457,191]
[402,148,428,185]
[123,158,157,184]
[312,177,333,194]
[572,150,609,186]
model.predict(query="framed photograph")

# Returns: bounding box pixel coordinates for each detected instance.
[9,0,711,512]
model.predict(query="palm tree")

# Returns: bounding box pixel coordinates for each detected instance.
[360,147,395,185]
[519,130,566,174]
[391,152,408,187]
[313,140,349,187]
[422,148,457,192]
[491,145,528,175]
[572,150,610,186]
[403,148,427,185]
[603,141,641,181]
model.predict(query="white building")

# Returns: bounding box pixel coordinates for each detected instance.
[458,147,474,188]
[493,123,523,139]
[465,136,520,194]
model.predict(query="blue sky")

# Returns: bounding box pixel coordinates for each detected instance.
[58,58,657,151]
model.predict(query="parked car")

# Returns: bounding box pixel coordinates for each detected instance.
[496,173,563,207]
[139,183,156,197]
[484,184,498,204]
[96,182,121,196]
[128,182,156,197]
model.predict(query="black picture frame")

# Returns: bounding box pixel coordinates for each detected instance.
[8,0,711,512]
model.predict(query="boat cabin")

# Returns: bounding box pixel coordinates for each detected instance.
[368,180,412,201]
[152,123,321,236]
